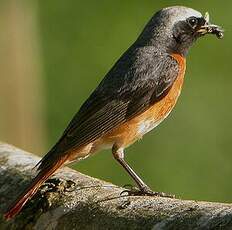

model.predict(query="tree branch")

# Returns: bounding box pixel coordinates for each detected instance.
[0,143,232,229]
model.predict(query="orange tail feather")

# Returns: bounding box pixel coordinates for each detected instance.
[4,160,65,220]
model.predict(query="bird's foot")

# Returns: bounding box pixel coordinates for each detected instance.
[120,184,175,198]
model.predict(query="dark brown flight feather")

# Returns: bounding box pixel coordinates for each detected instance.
[38,47,179,171]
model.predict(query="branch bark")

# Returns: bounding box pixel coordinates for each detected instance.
[0,143,232,230]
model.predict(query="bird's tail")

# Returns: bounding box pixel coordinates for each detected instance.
[4,159,65,220]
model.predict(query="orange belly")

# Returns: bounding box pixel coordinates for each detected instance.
[95,53,186,149]
[67,54,186,162]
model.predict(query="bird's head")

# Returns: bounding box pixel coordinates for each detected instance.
[136,6,224,56]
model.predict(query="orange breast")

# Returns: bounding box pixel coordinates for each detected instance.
[95,53,186,149]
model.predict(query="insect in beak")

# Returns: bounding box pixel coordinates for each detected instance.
[197,12,224,39]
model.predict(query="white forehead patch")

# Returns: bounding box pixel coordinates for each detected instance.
[162,6,203,22]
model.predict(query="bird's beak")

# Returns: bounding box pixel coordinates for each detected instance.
[197,12,224,39]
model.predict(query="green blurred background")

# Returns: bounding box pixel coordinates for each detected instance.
[0,0,231,203]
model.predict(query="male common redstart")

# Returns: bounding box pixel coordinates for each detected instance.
[4,6,223,219]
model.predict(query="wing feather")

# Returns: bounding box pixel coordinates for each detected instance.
[38,48,180,170]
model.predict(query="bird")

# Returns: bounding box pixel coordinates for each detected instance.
[4,6,223,220]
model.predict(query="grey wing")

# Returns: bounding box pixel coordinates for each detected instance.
[38,50,179,170]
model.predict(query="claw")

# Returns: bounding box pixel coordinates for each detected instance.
[120,186,175,198]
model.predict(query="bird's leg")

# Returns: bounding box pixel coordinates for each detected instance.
[112,145,174,198]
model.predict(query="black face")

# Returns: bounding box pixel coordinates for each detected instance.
[170,14,223,56]
[172,16,206,48]
[186,16,207,33]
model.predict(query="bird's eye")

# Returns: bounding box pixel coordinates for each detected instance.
[187,17,198,28]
